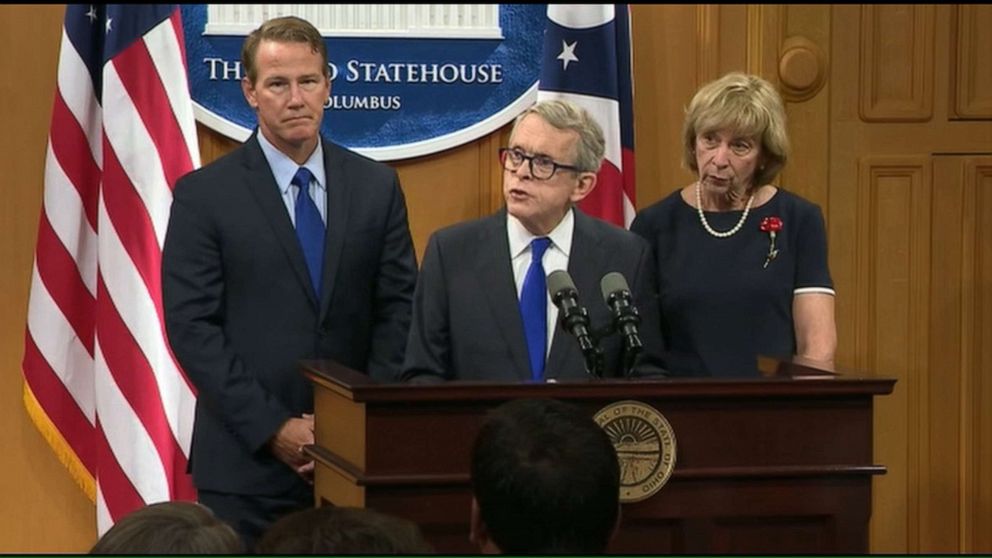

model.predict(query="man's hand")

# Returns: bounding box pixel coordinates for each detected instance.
[269,415,315,481]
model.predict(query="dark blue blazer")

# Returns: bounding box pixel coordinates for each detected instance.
[163,133,417,495]
[402,208,666,382]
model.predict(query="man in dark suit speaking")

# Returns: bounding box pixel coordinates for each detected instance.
[402,100,665,383]
[162,16,417,546]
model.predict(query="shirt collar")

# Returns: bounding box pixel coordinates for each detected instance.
[507,208,574,259]
[257,131,327,194]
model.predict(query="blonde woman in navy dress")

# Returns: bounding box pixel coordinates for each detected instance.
[631,73,836,377]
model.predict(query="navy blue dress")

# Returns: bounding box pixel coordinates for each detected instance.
[630,188,834,377]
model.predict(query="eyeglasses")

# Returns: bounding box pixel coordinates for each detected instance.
[499,148,582,180]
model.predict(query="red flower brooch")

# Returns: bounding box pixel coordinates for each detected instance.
[759,216,783,268]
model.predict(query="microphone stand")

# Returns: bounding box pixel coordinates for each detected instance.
[615,305,642,378]
[594,305,644,378]
[594,317,641,378]
[560,305,604,378]
[581,338,605,379]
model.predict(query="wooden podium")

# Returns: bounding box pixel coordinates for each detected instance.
[302,359,894,554]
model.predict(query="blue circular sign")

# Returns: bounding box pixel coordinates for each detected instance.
[181,4,545,160]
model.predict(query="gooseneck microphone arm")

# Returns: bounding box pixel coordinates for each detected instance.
[600,272,643,377]
[547,270,604,378]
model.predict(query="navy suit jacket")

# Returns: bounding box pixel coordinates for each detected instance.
[402,209,666,382]
[162,133,417,495]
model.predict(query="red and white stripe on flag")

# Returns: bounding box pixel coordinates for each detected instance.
[22,4,199,534]
[537,4,637,228]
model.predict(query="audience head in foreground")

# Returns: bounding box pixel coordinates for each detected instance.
[255,505,434,554]
[470,398,621,554]
[89,501,243,554]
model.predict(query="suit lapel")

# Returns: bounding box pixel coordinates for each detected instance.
[240,136,318,306]
[545,210,604,379]
[318,142,351,322]
[476,211,532,381]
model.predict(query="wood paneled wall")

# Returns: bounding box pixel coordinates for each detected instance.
[1,4,989,553]
[829,4,991,552]
[0,5,96,553]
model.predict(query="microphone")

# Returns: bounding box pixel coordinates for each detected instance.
[600,272,642,377]
[547,270,604,378]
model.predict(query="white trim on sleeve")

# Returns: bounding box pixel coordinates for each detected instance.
[794,287,836,296]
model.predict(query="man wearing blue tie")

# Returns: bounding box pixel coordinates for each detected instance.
[402,99,665,383]
[161,16,417,547]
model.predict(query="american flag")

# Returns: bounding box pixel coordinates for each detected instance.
[537,4,636,228]
[22,4,199,534]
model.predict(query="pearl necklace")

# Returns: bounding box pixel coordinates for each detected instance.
[695,181,754,238]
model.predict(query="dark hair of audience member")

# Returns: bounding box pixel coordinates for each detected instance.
[255,505,434,554]
[89,501,243,554]
[471,398,621,554]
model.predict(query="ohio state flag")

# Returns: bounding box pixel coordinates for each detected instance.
[538,4,636,227]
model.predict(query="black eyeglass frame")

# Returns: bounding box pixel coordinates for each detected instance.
[498,147,584,180]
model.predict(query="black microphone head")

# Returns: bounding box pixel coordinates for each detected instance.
[547,269,577,302]
[600,271,631,303]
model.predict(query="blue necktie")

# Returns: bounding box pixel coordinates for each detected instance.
[520,237,551,381]
[293,167,325,298]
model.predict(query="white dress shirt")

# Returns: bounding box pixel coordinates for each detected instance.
[506,209,575,357]
[256,131,327,226]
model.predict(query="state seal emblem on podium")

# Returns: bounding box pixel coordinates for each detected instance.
[595,400,677,503]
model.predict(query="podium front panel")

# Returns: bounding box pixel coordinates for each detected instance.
[304,360,893,554]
